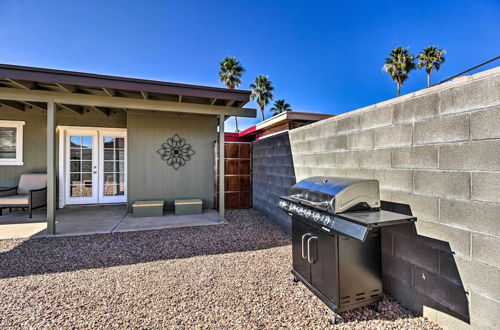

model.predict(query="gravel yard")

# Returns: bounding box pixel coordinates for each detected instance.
[0,209,440,329]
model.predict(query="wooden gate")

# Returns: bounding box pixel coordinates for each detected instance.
[215,142,252,209]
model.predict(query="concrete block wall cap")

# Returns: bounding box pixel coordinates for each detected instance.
[470,65,500,80]
[318,66,499,124]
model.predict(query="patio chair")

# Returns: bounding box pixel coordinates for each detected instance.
[0,174,47,218]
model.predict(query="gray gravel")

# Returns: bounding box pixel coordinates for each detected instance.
[0,209,440,329]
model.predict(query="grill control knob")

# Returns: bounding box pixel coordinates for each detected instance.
[323,216,331,226]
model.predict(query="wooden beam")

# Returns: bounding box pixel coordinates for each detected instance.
[90,105,111,116]
[22,101,46,111]
[6,78,34,90]
[0,87,257,118]
[0,100,25,111]
[140,91,149,100]
[56,83,76,93]
[218,114,225,223]
[225,99,235,107]
[210,98,217,105]
[47,100,56,235]
[102,88,115,96]
[59,103,84,114]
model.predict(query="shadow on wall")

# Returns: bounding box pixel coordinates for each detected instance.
[0,209,290,280]
[252,132,297,232]
[381,201,470,324]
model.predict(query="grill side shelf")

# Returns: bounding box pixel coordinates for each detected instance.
[336,210,416,228]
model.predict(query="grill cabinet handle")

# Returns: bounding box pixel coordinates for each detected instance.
[307,236,318,264]
[290,195,330,210]
[301,233,312,259]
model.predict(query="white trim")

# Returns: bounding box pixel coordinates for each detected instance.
[58,126,127,207]
[0,120,25,166]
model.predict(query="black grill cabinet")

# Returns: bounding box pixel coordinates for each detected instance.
[278,177,416,322]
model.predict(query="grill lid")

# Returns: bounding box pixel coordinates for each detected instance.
[289,176,380,214]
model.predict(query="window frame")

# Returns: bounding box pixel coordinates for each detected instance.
[0,120,25,166]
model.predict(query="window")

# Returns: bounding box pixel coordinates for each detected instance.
[0,120,25,165]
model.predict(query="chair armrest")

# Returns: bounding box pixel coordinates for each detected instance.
[0,186,17,197]
[29,187,47,209]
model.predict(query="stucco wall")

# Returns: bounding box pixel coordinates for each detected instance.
[252,66,500,329]
[127,110,217,209]
[252,132,296,231]
[0,106,126,187]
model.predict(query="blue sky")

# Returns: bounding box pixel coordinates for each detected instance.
[0,0,499,131]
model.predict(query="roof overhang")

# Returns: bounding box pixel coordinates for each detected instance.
[0,64,256,118]
[255,111,333,131]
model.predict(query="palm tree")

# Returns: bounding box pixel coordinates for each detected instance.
[219,57,245,132]
[250,75,274,121]
[270,99,292,116]
[382,46,416,96]
[417,46,446,87]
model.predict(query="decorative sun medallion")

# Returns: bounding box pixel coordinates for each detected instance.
[157,134,195,170]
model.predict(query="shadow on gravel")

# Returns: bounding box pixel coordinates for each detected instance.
[0,209,290,279]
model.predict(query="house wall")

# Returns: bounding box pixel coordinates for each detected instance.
[127,110,217,209]
[252,66,500,329]
[0,106,126,187]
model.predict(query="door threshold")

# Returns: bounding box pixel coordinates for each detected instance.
[64,203,127,208]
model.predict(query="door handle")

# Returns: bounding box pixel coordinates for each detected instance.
[301,233,312,259]
[307,236,318,264]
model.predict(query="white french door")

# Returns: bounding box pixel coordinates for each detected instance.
[60,127,127,206]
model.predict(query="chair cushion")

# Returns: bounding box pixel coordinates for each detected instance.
[0,194,29,205]
[17,174,47,195]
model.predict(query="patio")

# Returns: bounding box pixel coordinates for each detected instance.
[0,209,438,329]
[0,205,220,240]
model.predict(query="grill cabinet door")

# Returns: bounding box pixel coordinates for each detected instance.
[310,229,339,306]
[292,218,312,282]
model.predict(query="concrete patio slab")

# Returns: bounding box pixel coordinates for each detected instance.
[114,209,220,233]
[0,206,220,240]
[0,209,47,239]
[54,205,127,236]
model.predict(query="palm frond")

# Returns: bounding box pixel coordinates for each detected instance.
[270,99,292,116]
[218,57,245,89]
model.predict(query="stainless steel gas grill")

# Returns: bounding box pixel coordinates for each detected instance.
[278,176,416,323]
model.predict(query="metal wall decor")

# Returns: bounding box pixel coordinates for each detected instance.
[157,134,195,170]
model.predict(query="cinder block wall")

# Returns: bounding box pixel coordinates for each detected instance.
[252,132,296,231]
[253,67,500,329]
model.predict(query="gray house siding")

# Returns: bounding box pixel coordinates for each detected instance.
[126,110,217,210]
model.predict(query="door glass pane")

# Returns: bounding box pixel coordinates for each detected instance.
[70,161,80,172]
[116,161,124,172]
[81,149,92,160]
[70,136,81,148]
[115,138,124,149]
[82,173,92,182]
[70,173,82,185]
[103,137,114,149]
[102,136,125,197]
[70,149,80,160]
[104,150,114,160]
[82,161,92,172]
[104,161,114,172]
[104,185,116,196]
[116,150,125,160]
[71,185,82,197]
[82,136,92,148]
[104,173,115,184]
[69,135,93,198]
